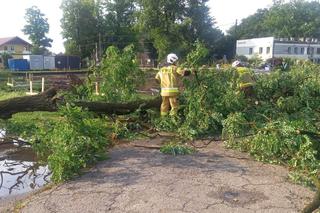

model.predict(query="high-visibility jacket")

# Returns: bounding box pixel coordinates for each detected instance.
[156,65,184,96]
[236,67,255,89]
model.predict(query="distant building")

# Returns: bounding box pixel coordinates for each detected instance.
[236,37,320,63]
[0,36,32,68]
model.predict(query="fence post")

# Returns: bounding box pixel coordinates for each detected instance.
[30,80,33,94]
[95,82,99,95]
[41,77,45,92]
[7,77,14,87]
[26,73,38,95]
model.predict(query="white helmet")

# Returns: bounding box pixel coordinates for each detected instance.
[232,60,241,67]
[167,53,179,64]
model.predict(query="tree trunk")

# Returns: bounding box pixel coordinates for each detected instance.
[303,177,320,213]
[302,189,320,213]
[0,88,161,119]
[75,97,161,115]
[0,88,57,119]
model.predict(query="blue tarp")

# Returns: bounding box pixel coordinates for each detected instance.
[8,59,30,71]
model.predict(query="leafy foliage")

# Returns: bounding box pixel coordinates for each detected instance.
[37,106,109,182]
[160,142,195,155]
[89,45,145,102]
[151,46,320,183]
[6,107,110,183]
[135,0,222,60]
[0,53,13,69]
[222,64,320,184]
[102,0,137,50]
[61,0,100,58]
[22,6,52,54]
[61,0,137,59]
[229,0,320,40]
[178,68,246,139]
[184,40,209,67]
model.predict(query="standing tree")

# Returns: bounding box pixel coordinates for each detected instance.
[102,0,138,50]
[22,6,53,54]
[61,0,100,59]
[228,9,270,39]
[0,53,13,69]
[265,0,320,39]
[227,0,320,41]
[137,0,222,61]
[137,0,186,60]
[182,0,223,59]
[61,0,138,60]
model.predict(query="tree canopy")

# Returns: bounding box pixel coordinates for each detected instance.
[228,0,320,41]
[137,0,223,60]
[22,6,53,54]
[61,0,100,59]
[60,0,223,61]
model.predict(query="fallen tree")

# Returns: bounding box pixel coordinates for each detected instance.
[75,97,161,115]
[0,88,58,119]
[303,177,320,213]
[0,88,161,119]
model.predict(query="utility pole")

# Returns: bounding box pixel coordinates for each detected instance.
[95,42,98,64]
[233,19,238,58]
[98,32,102,62]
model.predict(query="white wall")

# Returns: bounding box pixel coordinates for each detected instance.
[236,37,274,61]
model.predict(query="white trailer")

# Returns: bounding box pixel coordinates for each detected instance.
[23,55,44,70]
[236,37,320,63]
[44,56,55,70]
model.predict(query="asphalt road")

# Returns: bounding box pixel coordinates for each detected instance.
[0,139,313,213]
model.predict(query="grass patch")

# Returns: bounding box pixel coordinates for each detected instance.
[0,90,26,101]
[6,111,61,137]
[160,142,195,155]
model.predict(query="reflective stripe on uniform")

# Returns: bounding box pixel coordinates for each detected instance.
[156,65,184,96]
[239,82,253,88]
[161,87,179,93]
[161,111,169,116]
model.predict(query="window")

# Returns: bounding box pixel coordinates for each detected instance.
[4,46,7,51]
[307,47,314,55]
[301,47,305,54]
[317,48,320,55]
[259,47,263,54]
[266,47,271,54]
[288,47,292,54]
[249,48,253,55]
[294,47,298,54]
[0,58,2,63]
[10,46,14,51]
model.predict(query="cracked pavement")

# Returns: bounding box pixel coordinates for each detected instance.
[0,139,313,213]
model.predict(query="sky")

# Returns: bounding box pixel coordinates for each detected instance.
[0,0,274,54]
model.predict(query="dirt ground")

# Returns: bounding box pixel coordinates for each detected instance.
[0,137,314,213]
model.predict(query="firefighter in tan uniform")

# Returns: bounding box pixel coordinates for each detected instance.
[156,53,189,116]
[232,60,256,97]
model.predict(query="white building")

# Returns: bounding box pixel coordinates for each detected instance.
[236,37,320,63]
